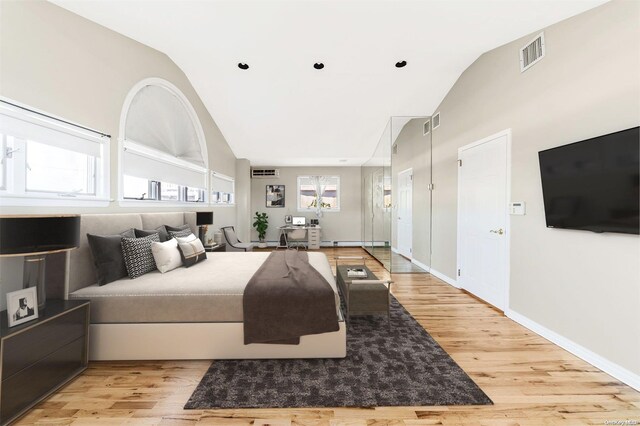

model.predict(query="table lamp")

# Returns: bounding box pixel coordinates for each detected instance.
[0,215,81,311]
[196,211,214,245]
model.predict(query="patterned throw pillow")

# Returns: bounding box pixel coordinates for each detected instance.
[168,228,193,239]
[121,233,160,279]
[175,233,207,268]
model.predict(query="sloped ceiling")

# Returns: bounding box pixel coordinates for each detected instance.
[51,0,606,166]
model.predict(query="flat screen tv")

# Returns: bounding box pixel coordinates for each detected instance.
[538,126,639,235]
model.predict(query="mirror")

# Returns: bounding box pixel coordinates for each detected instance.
[362,116,432,273]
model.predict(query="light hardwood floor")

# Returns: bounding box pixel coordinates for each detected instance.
[18,248,640,425]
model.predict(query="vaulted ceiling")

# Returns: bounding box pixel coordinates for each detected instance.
[51,0,606,166]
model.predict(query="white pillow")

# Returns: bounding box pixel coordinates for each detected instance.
[151,238,183,273]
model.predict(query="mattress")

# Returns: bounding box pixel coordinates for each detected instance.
[69,252,340,324]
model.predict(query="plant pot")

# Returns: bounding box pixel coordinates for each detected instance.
[258,238,267,249]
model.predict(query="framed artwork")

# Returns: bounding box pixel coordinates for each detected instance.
[266,185,285,208]
[6,287,39,327]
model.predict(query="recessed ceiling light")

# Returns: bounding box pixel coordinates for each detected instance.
[238,63,249,70]
[395,60,407,68]
[314,63,325,70]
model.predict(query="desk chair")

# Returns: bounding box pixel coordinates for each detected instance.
[287,228,307,250]
[220,226,254,252]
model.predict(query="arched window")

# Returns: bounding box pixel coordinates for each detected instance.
[119,78,208,204]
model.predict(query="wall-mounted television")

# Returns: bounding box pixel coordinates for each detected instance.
[538,126,639,235]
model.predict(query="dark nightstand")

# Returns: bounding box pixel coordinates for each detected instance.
[205,243,226,252]
[0,299,90,426]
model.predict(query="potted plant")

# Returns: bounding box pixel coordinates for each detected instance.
[253,212,269,248]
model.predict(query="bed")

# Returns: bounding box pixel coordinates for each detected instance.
[64,212,346,360]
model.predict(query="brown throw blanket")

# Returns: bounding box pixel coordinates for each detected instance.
[243,250,339,345]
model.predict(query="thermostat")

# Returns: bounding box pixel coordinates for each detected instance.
[509,202,526,215]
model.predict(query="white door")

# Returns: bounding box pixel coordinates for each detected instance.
[457,130,510,310]
[397,168,413,259]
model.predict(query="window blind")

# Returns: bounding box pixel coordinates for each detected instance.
[0,113,103,158]
[211,173,234,194]
[123,148,206,189]
[124,85,204,167]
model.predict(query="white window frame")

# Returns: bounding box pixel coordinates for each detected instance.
[118,78,209,207]
[0,99,110,207]
[210,171,235,206]
[297,175,341,212]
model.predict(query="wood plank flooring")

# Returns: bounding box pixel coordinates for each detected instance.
[17,248,640,425]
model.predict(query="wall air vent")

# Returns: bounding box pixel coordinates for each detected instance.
[251,168,280,178]
[520,32,545,72]
[432,112,440,129]
[423,120,431,135]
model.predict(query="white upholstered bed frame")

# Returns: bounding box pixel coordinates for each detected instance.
[64,212,346,361]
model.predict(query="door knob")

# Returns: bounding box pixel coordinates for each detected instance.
[489,228,504,235]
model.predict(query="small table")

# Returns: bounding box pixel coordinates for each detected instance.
[205,243,226,252]
[335,262,392,325]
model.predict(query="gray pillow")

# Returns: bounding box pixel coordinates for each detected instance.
[134,227,167,242]
[165,224,191,237]
[87,228,136,286]
[121,233,160,279]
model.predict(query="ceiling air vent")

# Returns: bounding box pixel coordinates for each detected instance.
[520,32,545,72]
[432,112,440,129]
[423,119,431,135]
[251,168,280,178]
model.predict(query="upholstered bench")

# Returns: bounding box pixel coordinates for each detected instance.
[335,258,392,325]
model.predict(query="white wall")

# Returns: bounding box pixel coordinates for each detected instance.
[0,1,238,306]
[249,167,362,244]
[430,0,640,378]
[235,159,252,242]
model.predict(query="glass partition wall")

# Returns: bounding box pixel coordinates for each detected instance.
[362,116,432,273]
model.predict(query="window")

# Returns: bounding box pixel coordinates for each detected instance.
[297,176,340,212]
[0,101,109,205]
[211,172,235,205]
[120,79,208,205]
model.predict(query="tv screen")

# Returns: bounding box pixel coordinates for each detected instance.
[538,126,639,234]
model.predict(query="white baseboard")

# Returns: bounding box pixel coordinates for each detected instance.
[411,258,430,272]
[506,309,640,392]
[326,241,363,247]
[391,247,399,254]
[429,268,459,288]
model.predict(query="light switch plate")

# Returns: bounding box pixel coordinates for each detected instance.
[509,202,526,215]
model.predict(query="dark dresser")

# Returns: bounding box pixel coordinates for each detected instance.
[0,299,89,425]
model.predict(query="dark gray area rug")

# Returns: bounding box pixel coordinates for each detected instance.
[185,296,492,409]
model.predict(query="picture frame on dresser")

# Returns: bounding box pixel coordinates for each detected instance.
[6,287,38,328]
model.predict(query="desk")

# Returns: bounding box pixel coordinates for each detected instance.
[278,226,322,249]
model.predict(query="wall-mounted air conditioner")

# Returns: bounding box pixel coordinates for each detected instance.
[251,168,280,178]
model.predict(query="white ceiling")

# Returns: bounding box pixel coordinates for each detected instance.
[51,0,606,167]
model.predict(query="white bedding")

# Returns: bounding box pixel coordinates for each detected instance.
[70,251,340,323]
